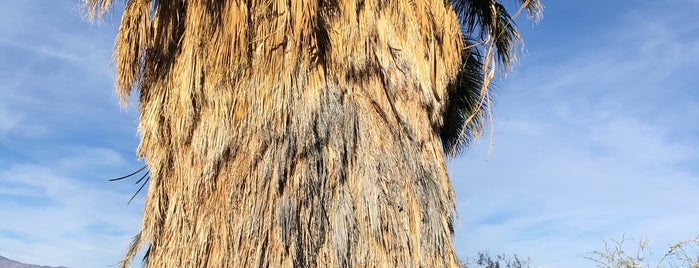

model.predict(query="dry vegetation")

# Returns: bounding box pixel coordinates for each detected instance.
[90,1,463,266]
[586,235,699,268]
[459,235,699,268]
[84,0,540,267]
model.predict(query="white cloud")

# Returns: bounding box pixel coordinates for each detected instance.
[0,106,22,136]
[0,159,144,268]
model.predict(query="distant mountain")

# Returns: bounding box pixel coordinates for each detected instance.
[0,255,69,268]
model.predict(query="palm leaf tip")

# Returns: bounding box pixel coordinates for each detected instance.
[519,0,544,23]
[108,165,150,205]
[82,0,116,20]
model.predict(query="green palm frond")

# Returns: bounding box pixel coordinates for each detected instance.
[443,0,542,154]
[452,0,542,68]
[441,40,489,155]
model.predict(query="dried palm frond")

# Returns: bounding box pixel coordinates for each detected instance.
[84,0,540,267]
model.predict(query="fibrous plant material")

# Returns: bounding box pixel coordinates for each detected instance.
[84,0,540,267]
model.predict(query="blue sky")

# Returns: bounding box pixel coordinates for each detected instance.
[1,1,698,267]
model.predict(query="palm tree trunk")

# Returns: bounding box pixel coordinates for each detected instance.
[89,0,466,267]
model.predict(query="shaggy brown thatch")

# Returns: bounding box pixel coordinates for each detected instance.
[84,0,540,267]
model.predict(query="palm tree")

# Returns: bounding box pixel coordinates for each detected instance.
[85,0,541,267]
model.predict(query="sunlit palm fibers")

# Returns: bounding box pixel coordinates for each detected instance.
[85,0,541,267]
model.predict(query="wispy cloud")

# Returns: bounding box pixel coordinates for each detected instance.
[0,160,144,267]
[0,2,142,267]
[0,106,22,136]
[451,1,699,267]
